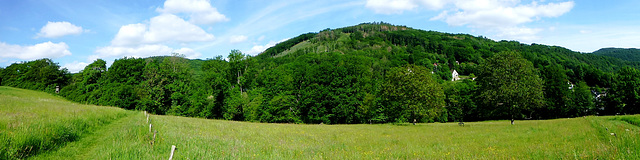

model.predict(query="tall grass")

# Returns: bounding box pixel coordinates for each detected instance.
[31,112,640,159]
[148,116,618,159]
[0,86,132,159]
[42,114,640,159]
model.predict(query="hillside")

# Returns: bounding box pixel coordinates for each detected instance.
[592,47,640,61]
[261,23,637,83]
[1,87,639,159]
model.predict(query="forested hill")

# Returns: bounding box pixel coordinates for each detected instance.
[3,22,640,124]
[592,47,640,62]
[260,23,637,85]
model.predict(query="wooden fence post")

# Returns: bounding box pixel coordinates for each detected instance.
[149,124,153,133]
[152,131,157,145]
[169,145,176,160]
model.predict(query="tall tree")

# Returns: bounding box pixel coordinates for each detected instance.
[0,67,3,85]
[444,79,477,122]
[477,51,543,123]
[608,67,640,114]
[541,64,571,118]
[572,81,595,116]
[382,64,445,123]
[228,49,247,95]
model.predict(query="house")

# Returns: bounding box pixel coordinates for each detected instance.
[452,70,460,81]
[568,81,574,90]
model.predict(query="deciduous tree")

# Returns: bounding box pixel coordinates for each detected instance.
[477,51,543,122]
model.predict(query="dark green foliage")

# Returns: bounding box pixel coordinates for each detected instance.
[477,51,544,120]
[444,79,477,122]
[540,64,571,118]
[0,58,69,93]
[593,47,640,62]
[572,81,595,116]
[382,64,445,123]
[0,67,4,85]
[607,67,640,114]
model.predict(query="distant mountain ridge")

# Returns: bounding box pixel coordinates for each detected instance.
[592,47,640,62]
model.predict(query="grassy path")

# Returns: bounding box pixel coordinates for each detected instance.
[32,112,156,159]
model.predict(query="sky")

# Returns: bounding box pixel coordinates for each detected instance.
[1,0,639,73]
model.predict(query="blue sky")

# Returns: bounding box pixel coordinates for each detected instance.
[1,0,639,73]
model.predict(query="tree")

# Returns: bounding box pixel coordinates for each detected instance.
[228,50,247,95]
[572,81,594,116]
[541,64,571,118]
[444,79,477,122]
[608,67,640,114]
[477,51,543,123]
[0,67,4,85]
[382,64,445,123]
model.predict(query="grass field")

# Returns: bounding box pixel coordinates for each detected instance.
[2,86,639,159]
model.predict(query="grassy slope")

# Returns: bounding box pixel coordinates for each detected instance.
[0,86,134,159]
[2,87,638,159]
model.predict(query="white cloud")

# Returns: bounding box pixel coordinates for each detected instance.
[111,14,214,47]
[245,39,289,56]
[94,45,202,60]
[229,35,248,44]
[365,0,448,14]
[62,61,89,73]
[173,47,202,59]
[432,0,575,29]
[157,0,229,25]
[366,0,574,41]
[494,26,542,42]
[0,41,71,60]
[365,0,418,14]
[96,1,216,62]
[111,23,147,46]
[36,21,87,38]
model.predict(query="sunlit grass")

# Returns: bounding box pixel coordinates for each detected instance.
[148,116,634,159]
[41,114,640,159]
[3,86,639,159]
[0,86,132,159]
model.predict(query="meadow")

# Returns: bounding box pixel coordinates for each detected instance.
[1,86,639,159]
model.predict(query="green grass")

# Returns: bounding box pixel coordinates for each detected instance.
[0,86,133,159]
[2,86,640,159]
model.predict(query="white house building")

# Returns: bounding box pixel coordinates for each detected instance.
[452,70,460,81]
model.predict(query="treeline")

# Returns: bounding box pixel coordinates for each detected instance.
[2,23,640,124]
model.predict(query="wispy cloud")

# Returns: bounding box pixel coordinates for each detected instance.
[195,0,362,52]
[230,35,248,44]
